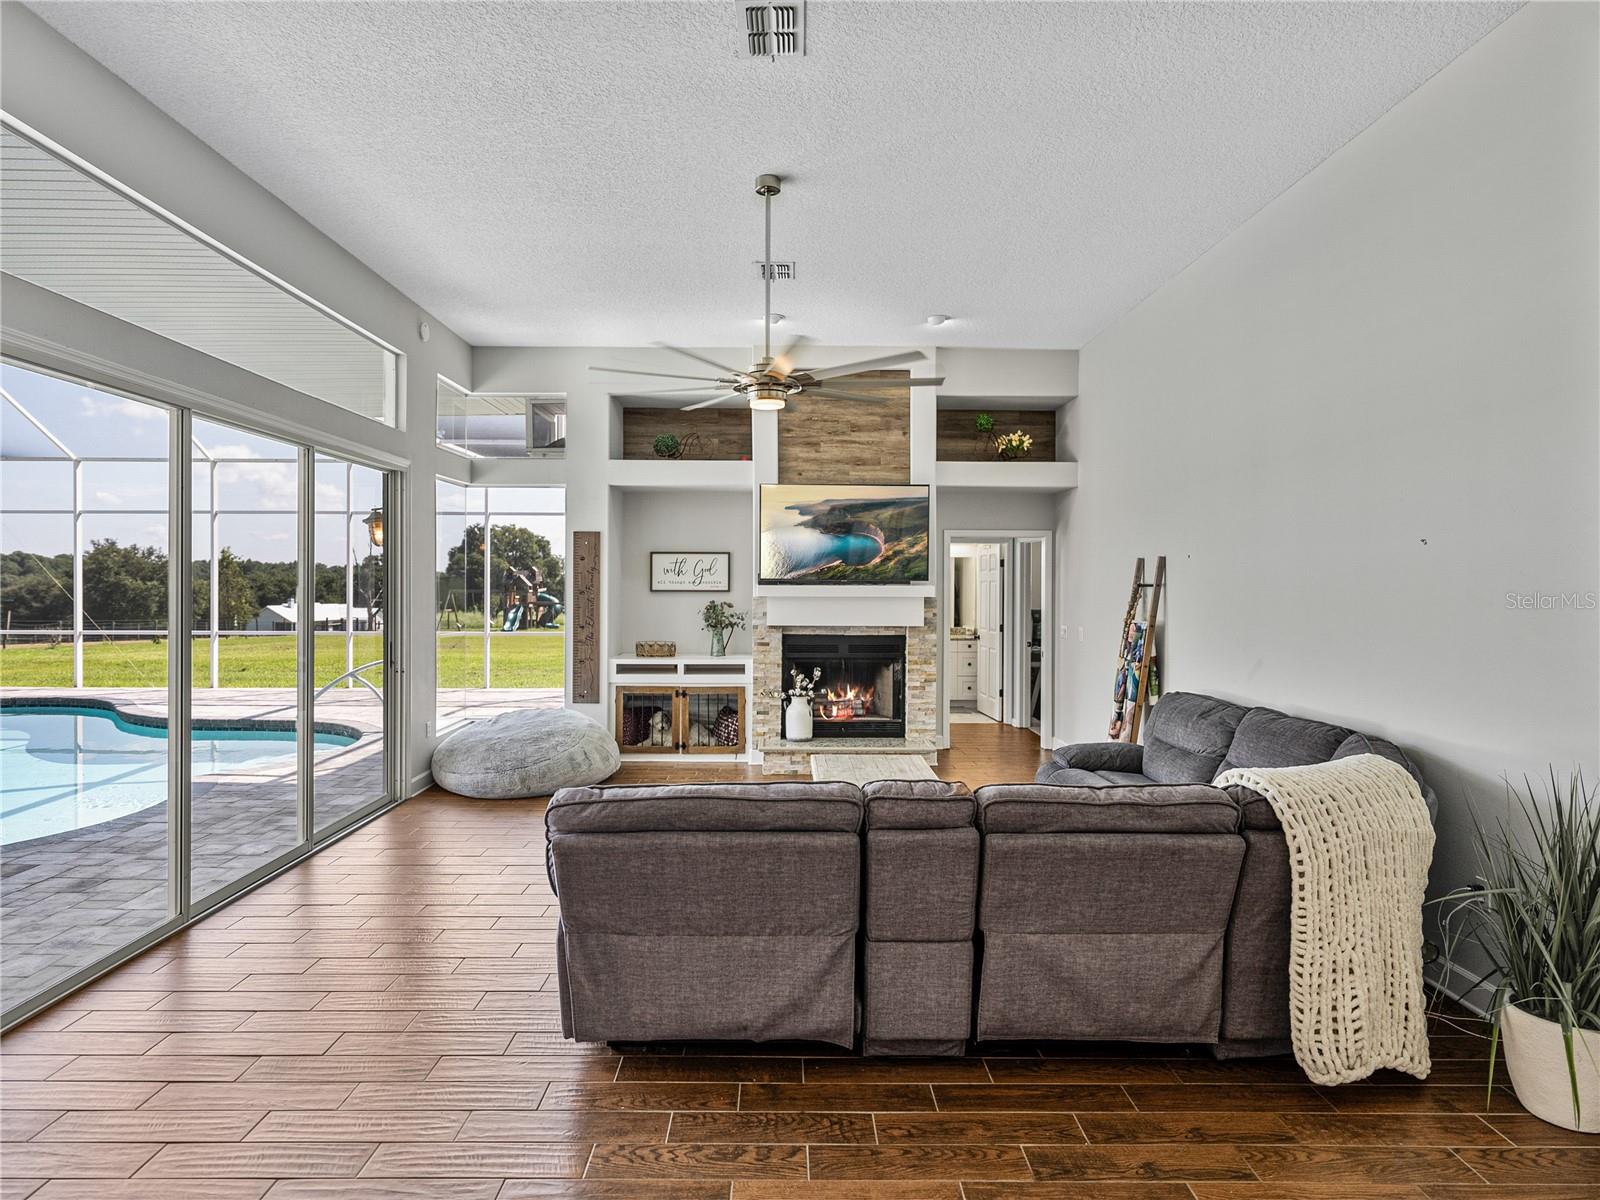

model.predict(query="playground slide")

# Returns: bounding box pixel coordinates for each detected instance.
[535,592,564,627]
[502,605,525,632]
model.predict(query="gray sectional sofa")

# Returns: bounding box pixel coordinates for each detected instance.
[1032,691,1433,1058]
[545,691,1432,1058]
[545,781,868,1047]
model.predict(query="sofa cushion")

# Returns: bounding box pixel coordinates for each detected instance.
[1218,707,1349,777]
[863,780,975,830]
[1051,741,1145,774]
[976,783,1239,835]
[1100,770,1156,787]
[1034,763,1115,787]
[546,782,863,835]
[1332,732,1423,789]
[1142,693,1251,784]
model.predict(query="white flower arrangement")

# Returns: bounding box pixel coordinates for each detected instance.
[995,430,1034,461]
[769,666,823,701]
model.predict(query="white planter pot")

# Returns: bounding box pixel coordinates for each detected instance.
[784,700,814,742]
[1500,1003,1600,1133]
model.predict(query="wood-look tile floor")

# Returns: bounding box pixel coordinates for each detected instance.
[3,725,1594,1199]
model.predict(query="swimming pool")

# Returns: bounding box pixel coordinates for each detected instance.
[0,701,359,846]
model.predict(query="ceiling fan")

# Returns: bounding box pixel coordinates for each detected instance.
[588,174,944,411]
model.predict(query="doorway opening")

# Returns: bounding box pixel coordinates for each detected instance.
[942,530,1052,743]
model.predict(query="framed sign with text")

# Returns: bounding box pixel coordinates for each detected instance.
[650,551,731,592]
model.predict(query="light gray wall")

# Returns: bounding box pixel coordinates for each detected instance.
[1056,2,1599,999]
[940,489,1059,539]
[617,490,753,656]
[2,5,473,793]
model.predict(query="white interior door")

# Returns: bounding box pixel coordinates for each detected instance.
[975,544,1003,720]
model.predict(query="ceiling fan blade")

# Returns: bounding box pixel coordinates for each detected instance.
[801,351,927,380]
[615,384,731,394]
[611,391,724,402]
[805,387,897,402]
[770,333,814,378]
[589,366,730,383]
[653,342,748,377]
[680,393,743,412]
[812,377,947,392]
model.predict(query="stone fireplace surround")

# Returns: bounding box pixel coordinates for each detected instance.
[752,596,940,775]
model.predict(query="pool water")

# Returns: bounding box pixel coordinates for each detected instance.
[0,704,358,846]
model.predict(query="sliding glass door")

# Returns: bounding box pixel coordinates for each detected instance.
[0,361,397,1024]
[188,419,304,903]
[0,363,174,1012]
[313,456,388,835]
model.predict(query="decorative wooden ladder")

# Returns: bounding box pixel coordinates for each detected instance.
[1111,555,1166,743]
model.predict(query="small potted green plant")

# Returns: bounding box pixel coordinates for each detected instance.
[1433,769,1599,1132]
[654,433,704,459]
[973,411,996,456]
[995,430,1033,461]
[700,600,746,658]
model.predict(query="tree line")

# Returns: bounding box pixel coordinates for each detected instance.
[2,522,564,631]
[0,540,381,631]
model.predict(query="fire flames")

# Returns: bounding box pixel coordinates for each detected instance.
[816,682,876,722]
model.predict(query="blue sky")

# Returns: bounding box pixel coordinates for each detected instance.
[3,362,564,574]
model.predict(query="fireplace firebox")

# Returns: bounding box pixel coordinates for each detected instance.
[781,634,906,739]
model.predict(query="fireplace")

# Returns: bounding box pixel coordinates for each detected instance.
[781,633,906,739]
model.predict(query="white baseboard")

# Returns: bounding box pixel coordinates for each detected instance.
[408,769,433,797]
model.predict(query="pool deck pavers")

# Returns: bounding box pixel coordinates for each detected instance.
[0,685,558,1011]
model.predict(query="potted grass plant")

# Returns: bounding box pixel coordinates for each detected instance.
[1433,769,1599,1131]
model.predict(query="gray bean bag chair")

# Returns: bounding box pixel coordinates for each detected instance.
[432,708,620,799]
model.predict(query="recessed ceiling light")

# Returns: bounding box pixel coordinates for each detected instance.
[926,314,952,326]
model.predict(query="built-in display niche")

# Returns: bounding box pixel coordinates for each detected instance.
[936,407,1058,462]
[782,634,906,738]
[620,407,752,461]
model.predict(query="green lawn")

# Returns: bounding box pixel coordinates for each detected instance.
[0,633,565,690]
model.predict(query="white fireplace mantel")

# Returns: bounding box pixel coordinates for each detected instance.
[762,593,930,628]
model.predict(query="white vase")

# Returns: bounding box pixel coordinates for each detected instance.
[784,700,814,742]
[1500,1003,1600,1133]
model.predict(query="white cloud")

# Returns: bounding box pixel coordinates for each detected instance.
[215,461,297,509]
[78,394,165,422]
[203,443,267,461]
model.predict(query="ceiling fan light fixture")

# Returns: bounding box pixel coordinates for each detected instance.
[747,383,790,411]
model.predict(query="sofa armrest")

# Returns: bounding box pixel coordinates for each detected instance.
[1051,741,1145,773]
[863,779,974,830]
[861,779,978,1056]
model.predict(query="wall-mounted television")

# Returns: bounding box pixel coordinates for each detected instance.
[759,484,930,585]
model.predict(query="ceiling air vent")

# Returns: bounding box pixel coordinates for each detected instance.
[755,261,795,281]
[742,3,804,59]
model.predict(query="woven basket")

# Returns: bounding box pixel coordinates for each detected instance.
[634,641,677,658]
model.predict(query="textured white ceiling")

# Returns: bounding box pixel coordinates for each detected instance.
[28,1,1517,349]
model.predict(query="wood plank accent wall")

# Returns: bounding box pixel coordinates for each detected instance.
[778,371,910,483]
[622,407,753,460]
[937,408,1058,461]
[570,531,602,703]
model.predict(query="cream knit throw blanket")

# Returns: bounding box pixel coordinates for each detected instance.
[1214,754,1434,1085]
